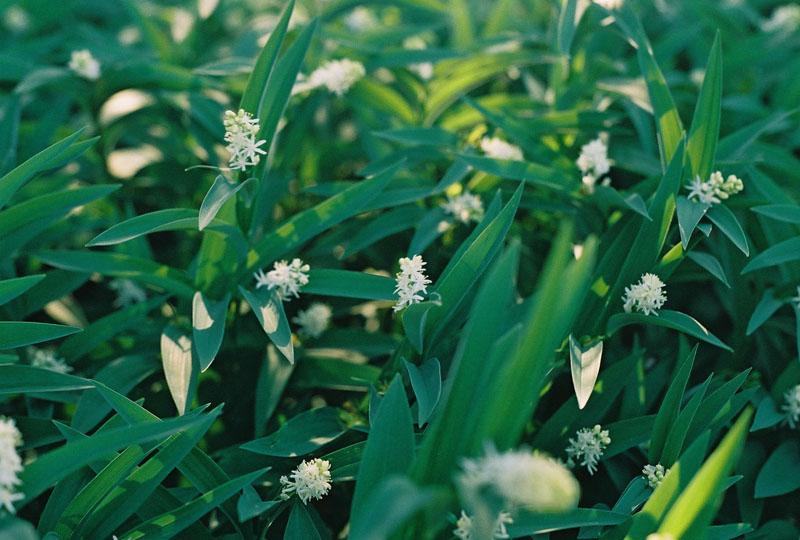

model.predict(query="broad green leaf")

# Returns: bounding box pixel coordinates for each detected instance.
[751,395,785,432]
[292,356,380,391]
[0,321,81,350]
[408,208,451,256]
[751,203,800,223]
[454,153,572,192]
[0,517,37,540]
[754,441,800,498]
[118,468,268,540]
[198,176,255,231]
[685,370,750,443]
[746,289,783,335]
[348,476,442,540]
[302,269,396,300]
[557,0,583,56]
[57,295,168,360]
[401,299,440,353]
[255,345,295,435]
[237,485,277,521]
[569,336,604,410]
[244,162,400,278]
[374,127,459,146]
[343,205,427,258]
[0,275,44,306]
[706,204,749,256]
[649,346,697,464]
[661,376,710,466]
[239,285,293,363]
[0,128,88,209]
[617,4,683,169]
[161,325,198,415]
[35,250,195,299]
[16,411,210,505]
[509,508,628,536]
[285,501,324,540]
[192,291,230,371]
[687,251,730,287]
[241,406,344,457]
[687,32,722,180]
[350,375,414,526]
[404,357,441,425]
[0,365,92,394]
[239,0,294,115]
[607,310,732,352]
[0,185,118,241]
[594,185,651,220]
[675,196,709,250]
[349,78,416,124]
[656,409,752,539]
[741,236,800,274]
[77,410,220,540]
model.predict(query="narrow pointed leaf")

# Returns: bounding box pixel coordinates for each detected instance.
[239,285,293,363]
[192,291,230,371]
[569,336,604,409]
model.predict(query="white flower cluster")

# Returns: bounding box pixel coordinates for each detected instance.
[441,191,484,224]
[458,444,580,511]
[279,458,332,504]
[642,463,669,489]
[622,273,667,316]
[453,510,513,540]
[344,6,379,32]
[109,278,147,308]
[480,137,523,161]
[577,137,611,193]
[254,258,310,301]
[308,59,366,96]
[0,416,23,514]
[685,171,743,205]
[223,109,267,171]
[566,424,611,475]
[68,49,100,80]
[30,349,71,374]
[762,4,800,34]
[293,303,332,338]
[393,255,432,312]
[783,384,800,429]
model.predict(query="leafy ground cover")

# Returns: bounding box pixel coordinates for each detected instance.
[1,0,800,538]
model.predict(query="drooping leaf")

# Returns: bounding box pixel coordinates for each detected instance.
[239,285,293,363]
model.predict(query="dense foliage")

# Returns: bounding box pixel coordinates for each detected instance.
[1,0,800,538]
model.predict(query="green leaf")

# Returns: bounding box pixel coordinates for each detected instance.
[291,356,379,391]
[302,269,396,300]
[751,203,800,224]
[198,176,255,231]
[746,288,783,335]
[657,409,752,539]
[404,357,442,425]
[402,299,440,353]
[0,322,81,350]
[675,196,709,250]
[244,162,400,278]
[741,236,800,274]
[161,325,198,415]
[241,407,343,457]
[687,251,730,287]
[255,345,295,435]
[192,291,230,371]
[86,208,202,246]
[239,285,293,363]
[257,18,318,161]
[569,336,604,410]
[618,3,683,169]
[285,501,324,540]
[34,250,195,299]
[343,205,427,258]
[754,441,800,498]
[16,410,211,506]
[0,275,45,306]
[607,310,732,352]
[57,295,168,361]
[751,395,785,432]
[239,0,294,115]
[0,128,88,209]
[348,476,442,540]
[374,127,459,146]
[237,485,277,521]
[454,153,572,192]
[118,468,268,540]
[350,375,414,527]
[557,0,583,56]
[661,376,711,466]
[509,508,628,536]
[706,204,749,256]
[0,517,37,540]
[0,365,93,394]
[687,32,722,180]
[649,346,697,464]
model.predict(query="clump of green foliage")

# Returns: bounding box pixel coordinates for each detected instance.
[1,0,800,538]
